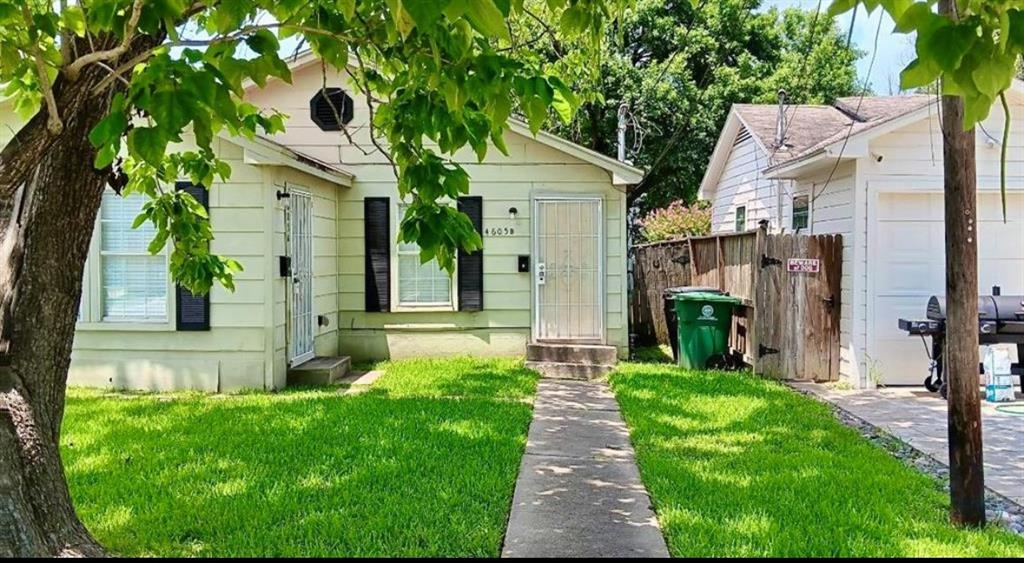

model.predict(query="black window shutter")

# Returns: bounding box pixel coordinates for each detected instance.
[457,196,484,311]
[175,181,211,331]
[364,197,391,312]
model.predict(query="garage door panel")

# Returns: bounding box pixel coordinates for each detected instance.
[877,193,944,220]
[872,340,932,386]
[979,260,1024,294]
[873,297,927,338]
[977,192,1024,219]
[978,220,1024,259]
[876,262,942,294]
[871,192,1024,387]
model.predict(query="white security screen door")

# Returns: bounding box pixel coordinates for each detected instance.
[289,189,315,365]
[534,197,603,341]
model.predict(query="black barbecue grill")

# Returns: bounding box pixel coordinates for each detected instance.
[898,286,1024,398]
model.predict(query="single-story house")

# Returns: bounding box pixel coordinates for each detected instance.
[698,82,1024,388]
[0,52,642,392]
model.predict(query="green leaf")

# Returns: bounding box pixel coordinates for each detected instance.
[925,23,977,72]
[892,2,933,33]
[337,0,357,19]
[899,57,940,90]
[404,0,451,28]
[826,0,857,18]
[464,0,508,39]
[245,29,279,55]
[60,6,87,37]
[971,55,1015,98]
[386,0,416,37]
[93,144,116,169]
[127,127,169,168]
[962,92,992,129]
[88,95,127,147]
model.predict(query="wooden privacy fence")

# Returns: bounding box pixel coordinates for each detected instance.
[630,227,843,381]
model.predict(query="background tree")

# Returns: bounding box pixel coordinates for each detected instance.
[0,0,621,556]
[513,0,861,212]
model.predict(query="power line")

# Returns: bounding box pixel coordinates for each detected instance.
[769,0,824,161]
[812,9,884,203]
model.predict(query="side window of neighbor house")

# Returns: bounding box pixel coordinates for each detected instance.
[100,191,168,321]
[792,195,810,231]
[396,203,453,308]
[734,206,747,232]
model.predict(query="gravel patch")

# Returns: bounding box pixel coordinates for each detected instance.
[791,385,1024,536]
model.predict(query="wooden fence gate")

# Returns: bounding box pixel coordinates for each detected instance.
[755,234,843,381]
[630,228,842,381]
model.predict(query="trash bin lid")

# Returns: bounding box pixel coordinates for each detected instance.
[672,291,743,303]
[663,286,722,297]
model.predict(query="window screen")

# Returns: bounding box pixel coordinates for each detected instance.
[100,192,168,321]
[397,204,452,307]
[793,195,810,230]
[734,205,747,232]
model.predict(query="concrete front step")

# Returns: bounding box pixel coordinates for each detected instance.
[526,343,618,366]
[525,361,615,381]
[287,356,351,386]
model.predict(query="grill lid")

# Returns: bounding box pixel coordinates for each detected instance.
[927,295,1024,322]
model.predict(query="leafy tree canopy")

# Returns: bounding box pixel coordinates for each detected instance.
[0,0,629,292]
[512,0,861,212]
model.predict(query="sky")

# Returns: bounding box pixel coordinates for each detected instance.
[765,1,918,95]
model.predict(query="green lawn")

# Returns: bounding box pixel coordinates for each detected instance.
[61,358,537,557]
[610,355,1024,557]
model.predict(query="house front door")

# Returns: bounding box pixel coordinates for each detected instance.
[288,188,315,365]
[533,196,604,342]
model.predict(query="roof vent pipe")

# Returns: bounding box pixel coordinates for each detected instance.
[617,102,629,162]
[775,89,787,147]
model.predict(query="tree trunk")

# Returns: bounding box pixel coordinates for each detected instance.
[939,0,986,527]
[0,66,125,559]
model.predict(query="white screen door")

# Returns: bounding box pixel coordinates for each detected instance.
[289,189,315,365]
[534,197,603,341]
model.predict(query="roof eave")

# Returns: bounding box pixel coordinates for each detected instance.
[222,133,355,187]
[506,120,645,187]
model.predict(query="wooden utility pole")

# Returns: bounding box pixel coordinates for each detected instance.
[939,0,985,528]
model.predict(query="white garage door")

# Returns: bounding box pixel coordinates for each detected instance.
[872,191,1024,386]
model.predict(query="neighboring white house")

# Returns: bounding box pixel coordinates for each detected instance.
[0,53,642,392]
[698,83,1024,388]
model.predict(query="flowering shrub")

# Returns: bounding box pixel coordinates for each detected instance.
[639,200,712,242]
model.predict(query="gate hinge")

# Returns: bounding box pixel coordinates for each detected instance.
[760,254,782,268]
[758,344,779,357]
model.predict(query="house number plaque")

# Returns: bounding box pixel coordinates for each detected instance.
[484,226,516,236]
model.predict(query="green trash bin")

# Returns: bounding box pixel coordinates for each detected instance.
[672,292,742,369]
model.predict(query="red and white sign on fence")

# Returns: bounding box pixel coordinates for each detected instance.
[786,258,820,273]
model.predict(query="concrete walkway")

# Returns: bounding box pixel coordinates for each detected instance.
[501,380,670,558]
[792,382,1024,505]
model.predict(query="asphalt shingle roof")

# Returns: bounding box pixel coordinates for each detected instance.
[733,95,935,166]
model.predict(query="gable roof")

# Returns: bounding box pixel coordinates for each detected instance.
[247,51,644,187]
[700,80,1024,195]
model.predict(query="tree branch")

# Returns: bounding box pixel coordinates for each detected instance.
[64,0,145,81]
[20,5,62,135]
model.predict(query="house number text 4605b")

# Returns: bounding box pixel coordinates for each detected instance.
[484,226,515,236]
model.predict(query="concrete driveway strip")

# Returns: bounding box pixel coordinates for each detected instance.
[502,380,670,558]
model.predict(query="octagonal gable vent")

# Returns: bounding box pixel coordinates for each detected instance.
[310,88,354,131]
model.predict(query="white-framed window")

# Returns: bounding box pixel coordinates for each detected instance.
[99,191,169,322]
[792,195,810,231]
[394,203,455,309]
[734,205,747,232]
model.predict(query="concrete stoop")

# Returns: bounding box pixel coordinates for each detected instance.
[525,343,618,381]
[287,356,351,386]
